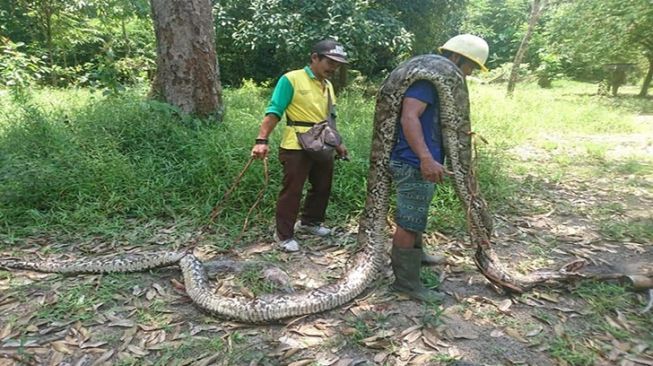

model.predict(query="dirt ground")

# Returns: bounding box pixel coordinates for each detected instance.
[1,116,652,365]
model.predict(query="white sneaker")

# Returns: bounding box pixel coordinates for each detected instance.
[273,232,300,252]
[294,222,332,237]
[279,239,300,252]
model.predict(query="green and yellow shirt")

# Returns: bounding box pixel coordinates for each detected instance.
[265,66,336,150]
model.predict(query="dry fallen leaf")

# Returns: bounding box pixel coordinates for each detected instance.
[332,358,353,366]
[525,325,543,337]
[89,350,114,366]
[504,327,528,343]
[410,354,436,364]
[490,329,504,338]
[553,323,565,337]
[126,344,149,357]
[403,329,422,344]
[399,325,422,337]
[0,323,11,340]
[497,299,513,313]
[80,341,108,349]
[374,352,389,363]
[287,359,314,366]
[108,319,136,328]
[48,351,65,366]
[292,325,327,337]
[51,340,75,353]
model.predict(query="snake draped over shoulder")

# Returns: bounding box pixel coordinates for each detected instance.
[0,55,574,322]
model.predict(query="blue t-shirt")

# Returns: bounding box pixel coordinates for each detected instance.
[390,80,443,168]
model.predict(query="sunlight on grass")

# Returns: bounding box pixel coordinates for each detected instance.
[0,80,650,242]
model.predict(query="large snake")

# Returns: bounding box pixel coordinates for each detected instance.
[0,55,643,322]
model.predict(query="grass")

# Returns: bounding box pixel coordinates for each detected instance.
[152,336,226,366]
[236,263,280,296]
[1,77,651,365]
[549,335,596,366]
[33,273,137,323]
[0,79,650,244]
[558,281,653,359]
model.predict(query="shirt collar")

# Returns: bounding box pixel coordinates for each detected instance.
[304,66,316,79]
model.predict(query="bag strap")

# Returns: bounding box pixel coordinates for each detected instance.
[287,85,337,129]
[326,88,337,130]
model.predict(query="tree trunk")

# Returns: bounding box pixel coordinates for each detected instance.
[506,0,546,96]
[150,0,223,119]
[640,56,652,97]
[41,0,55,86]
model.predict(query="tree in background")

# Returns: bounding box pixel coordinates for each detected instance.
[213,0,414,86]
[506,0,546,95]
[150,0,223,118]
[377,0,467,56]
[544,0,653,96]
[0,0,154,89]
[461,0,532,68]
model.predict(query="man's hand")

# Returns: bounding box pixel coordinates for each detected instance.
[419,157,450,183]
[251,143,269,159]
[335,144,348,160]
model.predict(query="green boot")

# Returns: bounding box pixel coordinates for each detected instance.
[415,234,446,266]
[391,246,445,302]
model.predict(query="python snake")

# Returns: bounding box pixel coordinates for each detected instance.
[0,55,600,322]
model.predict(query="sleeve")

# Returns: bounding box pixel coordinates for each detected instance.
[265,75,294,118]
[404,80,436,105]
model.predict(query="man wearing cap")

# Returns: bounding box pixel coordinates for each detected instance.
[389,34,489,302]
[251,39,349,252]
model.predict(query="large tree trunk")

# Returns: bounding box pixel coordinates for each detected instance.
[640,56,652,97]
[506,0,546,96]
[150,0,223,119]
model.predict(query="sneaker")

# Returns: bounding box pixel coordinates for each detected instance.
[279,238,300,252]
[273,232,300,252]
[294,221,332,237]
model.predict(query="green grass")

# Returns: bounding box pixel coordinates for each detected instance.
[0,80,650,245]
[563,281,653,352]
[236,263,280,296]
[549,335,596,366]
[153,336,226,366]
[34,273,137,323]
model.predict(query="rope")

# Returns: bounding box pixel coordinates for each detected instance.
[189,157,269,248]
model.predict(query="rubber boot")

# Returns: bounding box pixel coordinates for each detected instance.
[391,246,445,302]
[415,234,446,266]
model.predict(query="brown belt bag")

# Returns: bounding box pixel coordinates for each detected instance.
[292,93,341,162]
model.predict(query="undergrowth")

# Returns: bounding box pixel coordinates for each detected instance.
[0,81,648,245]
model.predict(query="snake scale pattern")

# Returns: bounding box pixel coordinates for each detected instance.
[0,55,573,322]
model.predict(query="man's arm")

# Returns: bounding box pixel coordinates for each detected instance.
[252,114,280,159]
[400,97,447,183]
[251,76,293,159]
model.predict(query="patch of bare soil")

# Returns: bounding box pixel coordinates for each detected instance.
[1,120,652,366]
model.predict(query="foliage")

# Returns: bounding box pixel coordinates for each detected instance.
[543,0,653,81]
[375,0,468,55]
[0,38,48,90]
[461,0,532,68]
[213,0,413,85]
[0,0,154,89]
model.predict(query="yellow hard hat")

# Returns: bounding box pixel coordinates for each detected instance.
[439,34,489,72]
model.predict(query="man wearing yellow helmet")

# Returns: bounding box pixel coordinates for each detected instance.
[389,34,489,302]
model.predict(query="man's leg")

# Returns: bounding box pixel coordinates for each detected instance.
[393,225,416,249]
[276,149,311,241]
[389,160,444,302]
[299,155,334,226]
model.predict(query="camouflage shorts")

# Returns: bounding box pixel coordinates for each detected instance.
[389,159,435,232]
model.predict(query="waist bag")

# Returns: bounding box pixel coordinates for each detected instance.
[292,93,341,162]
